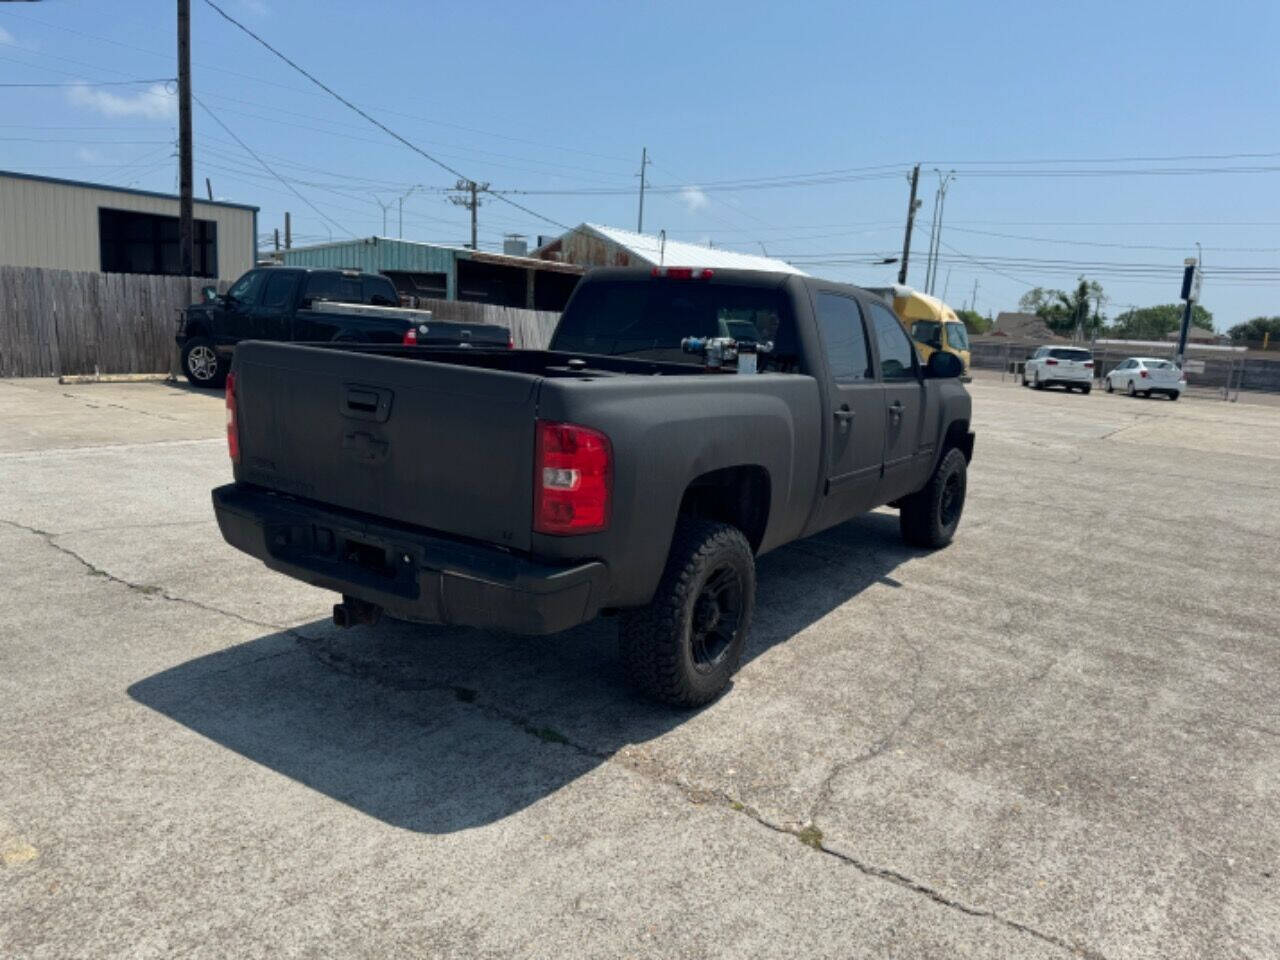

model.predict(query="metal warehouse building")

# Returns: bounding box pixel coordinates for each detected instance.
[0,170,257,283]
[278,236,584,311]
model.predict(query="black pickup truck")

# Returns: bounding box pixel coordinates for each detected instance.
[213,267,974,705]
[177,266,510,387]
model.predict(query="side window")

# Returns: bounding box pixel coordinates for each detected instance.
[813,292,872,384]
[261,271,300,309]
[867,301,918,380]
[227,270,266,305]
[364,276,399,306]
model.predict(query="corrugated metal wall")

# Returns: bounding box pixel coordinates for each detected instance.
[0,174,256,282]
[281,238,459,298]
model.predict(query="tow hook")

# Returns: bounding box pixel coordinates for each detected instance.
[333,595,383,628]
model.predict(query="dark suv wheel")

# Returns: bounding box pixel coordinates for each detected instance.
[620,519,755,707]
[181,337,226,388]
[899,447,968,548]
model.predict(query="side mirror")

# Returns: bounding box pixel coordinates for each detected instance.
[201,285,218,303]
[925,350,963,379]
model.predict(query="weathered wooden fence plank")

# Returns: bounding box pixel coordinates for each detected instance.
[0,268,564,377]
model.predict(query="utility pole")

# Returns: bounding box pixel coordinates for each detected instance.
[449,179,488,249]
[205,177,213,201]
[924,186,942,293]
[177,0,194,276]
[397,184,420,239]
[897,164,921,286]
[969,278,979,313]
[1175,244,1202,365]
[372,195,393,236]
[927,170,956,295]
[284,211,291,249]
[637,146,651,234]
[273,228,279,252]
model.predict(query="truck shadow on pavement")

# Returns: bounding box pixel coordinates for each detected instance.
[128,511,920,833]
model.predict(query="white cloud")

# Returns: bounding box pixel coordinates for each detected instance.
[0,26,16,45]
[680,185,710,213]
[67,82,176,121]
[239,0,270,14]
[76,147,104,164]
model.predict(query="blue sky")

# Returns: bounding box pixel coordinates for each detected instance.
[2,0,1278,328]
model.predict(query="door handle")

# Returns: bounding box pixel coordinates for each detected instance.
[833,406,854,426]
[888,400,904,421]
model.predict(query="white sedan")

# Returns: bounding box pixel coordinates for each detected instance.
[1103,357,1186,400]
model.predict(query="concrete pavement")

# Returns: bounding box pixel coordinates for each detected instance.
[1,375,1277,958]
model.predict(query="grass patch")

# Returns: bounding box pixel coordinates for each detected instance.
[797,825,824,850]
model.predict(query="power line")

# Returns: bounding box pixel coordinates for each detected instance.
[191,94,353,239]
[0,78,174,88]
[201,0,571,232]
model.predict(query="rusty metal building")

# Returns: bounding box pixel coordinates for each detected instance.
[534,223,807,274]
[278,237,583,310]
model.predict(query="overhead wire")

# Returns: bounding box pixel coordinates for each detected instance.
[191,94,354,238]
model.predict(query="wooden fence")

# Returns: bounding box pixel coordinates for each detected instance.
[0,266,225,378]
[0,269,564,379]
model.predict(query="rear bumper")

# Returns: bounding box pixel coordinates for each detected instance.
[212,483,608,634]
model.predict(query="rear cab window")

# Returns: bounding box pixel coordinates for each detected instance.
[304,272,363,305]
[551,277,800,372]
[364,276,399,305]
[1049,348,1093,362]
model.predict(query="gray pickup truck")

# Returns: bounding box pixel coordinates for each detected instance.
[213,267,974,705]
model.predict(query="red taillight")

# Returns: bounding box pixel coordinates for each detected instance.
[402,327,418,345]
[1084,361,1094,368]
[650,266,714,280]
[534,420,611,535]
[1140,369,1149,378]
[1045,358,1059,366]
[225,371,240,464]
[507,337,514,349]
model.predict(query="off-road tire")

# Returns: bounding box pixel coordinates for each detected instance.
[619,519,755,707]
[181,337,226,388]
[899,447,968,549]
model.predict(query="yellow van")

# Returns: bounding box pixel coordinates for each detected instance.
[868,285,971,380]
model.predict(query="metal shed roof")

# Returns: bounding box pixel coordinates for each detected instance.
[280,236,582,274]
[557,223,807,275]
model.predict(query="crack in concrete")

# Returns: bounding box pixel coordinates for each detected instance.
[807,637,929,824]
[0,517,284,633]
[3,516,1100,957]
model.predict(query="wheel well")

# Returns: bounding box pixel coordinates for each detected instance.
[944,419,973,462]
[183,321,210,340]
[677,465,770,553]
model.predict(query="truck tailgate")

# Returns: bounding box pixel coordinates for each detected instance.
[231,342,538,551]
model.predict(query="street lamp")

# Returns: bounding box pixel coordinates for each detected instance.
[398,184,422,239]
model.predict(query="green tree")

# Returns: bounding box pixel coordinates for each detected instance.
[955,309,990,334]
[1228,316,1280,344]
[1018,277,1106,337]
[1108,304,1213,340]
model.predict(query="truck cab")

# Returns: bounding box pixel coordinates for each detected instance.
[868,285,971,380]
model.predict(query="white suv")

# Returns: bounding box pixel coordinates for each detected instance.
[1103,357,1186,400]
[1022,346,1094,393]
